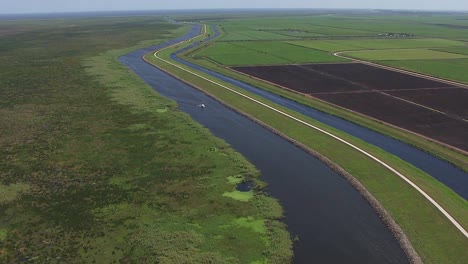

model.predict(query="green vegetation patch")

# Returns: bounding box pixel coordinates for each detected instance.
[435,46,468,56]
[344,48,468,60]
[382,58,468,84]
[227,175,243,184]
[223,190,254,202]
[233,30,296,40]
[301,24,375,36]
[0,229,7,242]
[195,42,250,57]
[234,41,347,63]
[289,38,465,52]
[194,40,346,65]
[195,42,288,65]
[288,40,359,52]
[235,217,267,234]
[272,30,325,38]
[209,53,289,66]
[219,31,259,41]
[0,183,30,204]
[156,107,168,113]
[0,17,291,263]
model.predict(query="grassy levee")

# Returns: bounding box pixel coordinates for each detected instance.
[182,50,468,172]
[146,36,468,263]
[0,18,292,263]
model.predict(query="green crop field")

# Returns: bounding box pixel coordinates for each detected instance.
[195,42,247,56]
[224,30,297,40]
[207,14,468,40]
[209,16,374,42]
[435,46,468,56]
[234,41,347,63]
[209,53,289,65]
[195,13,468,69]
[0,17,291,263]
[193,41,346,65]
[269,30,326,38]
[343,48,468,60]
[219,31,261,41]
[292,16,468,38]
[289,38,465,52]
[382,58,468,84]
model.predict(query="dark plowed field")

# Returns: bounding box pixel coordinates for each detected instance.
[232,65,363,93]
[387,88,468,120]
[303,63,452,90]
[231,63,468,151]
[315,92,468,150]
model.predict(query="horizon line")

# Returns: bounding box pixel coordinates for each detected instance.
[1,7,468,16]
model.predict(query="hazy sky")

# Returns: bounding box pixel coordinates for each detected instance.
[2,0,468,14]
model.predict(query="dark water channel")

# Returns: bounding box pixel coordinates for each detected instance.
[120,25,409,263]
[172,25,468,200]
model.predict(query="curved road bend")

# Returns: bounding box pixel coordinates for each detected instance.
[120,25,409,263]
[170,26,468,201]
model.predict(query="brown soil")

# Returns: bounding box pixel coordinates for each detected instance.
[303,63,452,91]
[315,92,468,151]
[231,63,468,151]
[387,87,468,120]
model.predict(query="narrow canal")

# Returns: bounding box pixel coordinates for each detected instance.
[172,25,468,200]
[120,25,409,263]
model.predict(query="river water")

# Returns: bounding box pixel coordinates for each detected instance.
[120,25,409,263]
[172,25,468,200]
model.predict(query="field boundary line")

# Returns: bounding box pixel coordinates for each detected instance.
[151,27,468,239]
[379,91,468,123]
[334,51,468,89]
[228,65,468,155]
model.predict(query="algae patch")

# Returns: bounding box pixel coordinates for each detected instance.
[156,107,168,113]
[227,175,243,184]
[0,229,7,242]
[223,190,254,202]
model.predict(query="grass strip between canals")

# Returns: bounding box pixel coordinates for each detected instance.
[145,26,468,264]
